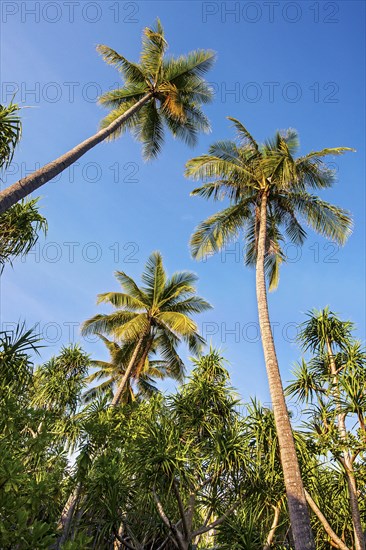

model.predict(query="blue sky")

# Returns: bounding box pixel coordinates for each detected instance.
[1,0,365,404]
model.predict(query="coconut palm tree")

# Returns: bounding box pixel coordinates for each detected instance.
[83,334,185,404]
[82,251,211,406]
[0,20,215,214]
[185,118,353,550]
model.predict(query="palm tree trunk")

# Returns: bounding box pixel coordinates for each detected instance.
[0,93,153,215]
[111,330,150,406]
[255,191,315,550]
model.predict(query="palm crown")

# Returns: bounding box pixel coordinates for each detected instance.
[82,251,211,382]
[186,118,353,289]
[97,19,215,159]
[84,333,186,404]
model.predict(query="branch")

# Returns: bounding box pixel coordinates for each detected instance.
[115,536,136,550]
[191,502,238,537]
[173,480,190,539]
[263,503,281,550]
[152,488,185,550]
[304,490,350,550]
[153,488,172,530]
[156,536,170,550]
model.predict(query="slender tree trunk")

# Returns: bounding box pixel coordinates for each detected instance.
[304,490,350,550]
[326,340,365,550]
[344,464,365,550]
[263,503,281,550]
[0,93,153,214]
[56,483,81,548]
[255,191,315,550]
[111,330,150,406]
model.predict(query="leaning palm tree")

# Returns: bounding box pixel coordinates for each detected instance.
[84,334,184,404]
[0,20,214,214]
[82,251,211,406]
[185,118,353,550]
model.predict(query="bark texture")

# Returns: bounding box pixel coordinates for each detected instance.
[0,93,153,214]
[256,191,315,550]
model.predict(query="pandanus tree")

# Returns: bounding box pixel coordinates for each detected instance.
[185,118,353,549]
[0,103,47,270]
[0,102,22,170]
[287,308,366,550]
[82,251,211,406]
[0,20,215,214]
[125,350,249,550]
[83,333,185,404]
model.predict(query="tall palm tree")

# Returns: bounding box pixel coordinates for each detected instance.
[0,20,215,215]
[185,118,353,550]
[83,334,185,404]
[82,251,211,406]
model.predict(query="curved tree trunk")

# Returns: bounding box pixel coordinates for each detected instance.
[111,330,151,406]
[304,490,350,550]
[255,191,315,550]
[0,93,153,214]
[56,482,81,548]
[263,503,281,550]
[326,340,365,550]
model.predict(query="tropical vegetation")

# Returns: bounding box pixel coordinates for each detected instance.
[1,16,363,550]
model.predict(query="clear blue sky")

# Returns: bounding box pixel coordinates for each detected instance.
[1,0,365,406]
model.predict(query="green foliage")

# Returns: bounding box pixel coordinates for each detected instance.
[0,102,21,170]
[97,19,215,159]
[287,309,366,547]
[0,198,47,272]
[0,321,365,548]
[187,118,353,289]
[0,101,47,272]
[82,251,211,404]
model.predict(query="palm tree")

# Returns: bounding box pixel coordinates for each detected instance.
[185,118,353,550]
[83,333,185,404]
[82,251,211,406]
[0,20,215,214]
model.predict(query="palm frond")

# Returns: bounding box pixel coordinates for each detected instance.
[227,117,259,152]
[134,100,165,160]
[97,44,147,83]
[141,251,167,303]
[289,192,352,245]
[190,201,252,260]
